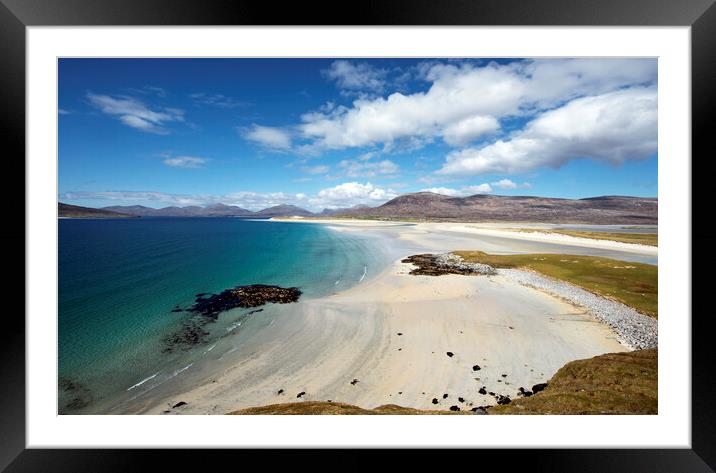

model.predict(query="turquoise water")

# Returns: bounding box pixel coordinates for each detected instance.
[58,218,384,413]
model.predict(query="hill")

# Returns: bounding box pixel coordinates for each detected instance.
[337,193,657,224]
[58,202,136,218]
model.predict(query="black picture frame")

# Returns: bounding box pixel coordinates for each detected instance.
[2,0,712,470]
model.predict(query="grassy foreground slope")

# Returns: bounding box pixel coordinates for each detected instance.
[229,401,466,415]
[453,251,658,318]
[490,349,657,415]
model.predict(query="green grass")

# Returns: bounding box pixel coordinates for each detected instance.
[453,251,658,318]
[511,228,658,246]
[489,349,657,415]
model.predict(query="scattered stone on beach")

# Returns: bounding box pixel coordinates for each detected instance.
[501,374,507,378]
[458,397,465,403]
[479,387,487,395]
[449,405,461,411]
[488,391,495,396]
[172,401,187,408]
[446,352,454,358]
[496,395,511,405]
[350,378,359,386]
[443,393,448,399]
[277,389,284,395]
[187,284,302,318]
[397,332,403,336]
[402,253,497,277]
[432,398,439,404]
[472,364,481,371]
[532,383,548,394]
[297,391,306,398]
[517,387,533,397]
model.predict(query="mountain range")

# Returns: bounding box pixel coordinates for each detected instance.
[59,193,657,224]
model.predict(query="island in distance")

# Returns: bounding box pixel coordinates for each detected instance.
[61,193,657,224]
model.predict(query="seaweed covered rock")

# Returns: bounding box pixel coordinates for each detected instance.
[402,253,496,276]
[187,284,302,318]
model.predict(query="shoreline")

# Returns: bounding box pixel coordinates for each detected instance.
[117,220,656,415]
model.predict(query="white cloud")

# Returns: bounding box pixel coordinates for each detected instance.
[322,60,388,93]
[163,156,207,168]
[337,159,399,178]
[310,182,398,208]
[242,124,292,150]
[86,93,184,134]
[491,178,518,189]
[438,87,657,175]
[300,59,656,152]
[421,183,493,196]
[61,182,399,211]
[442,115,500,146]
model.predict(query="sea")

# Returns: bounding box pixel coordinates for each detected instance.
[58,217,386,414]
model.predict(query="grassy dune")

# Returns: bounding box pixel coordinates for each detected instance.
[453,251,658,318]
[512,228,657,246]
[490,349,657,415]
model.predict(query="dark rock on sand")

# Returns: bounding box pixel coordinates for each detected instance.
[496,395,511,405]
[446,352,454,357]
[443,393,448,399]
[449,405,461,411]
[532,383,548,394]
[458,397,465,403]
[479,387,487,395]
[401,253,496,276]
[172,401,187,408]
[277,389,284,395]
[188,284,302,318]
[432,398,439,404]
[472,364,481,371]
[350,378,359,385]
[297,391,306,398]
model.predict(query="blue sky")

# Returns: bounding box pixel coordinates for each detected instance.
[59,58,657,210]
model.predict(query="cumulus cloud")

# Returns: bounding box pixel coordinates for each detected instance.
[490,179,532,189]
[163,156,207,168]
[86,93,184,134]
[299,59,656,151]
[438,87,657,175]
[241,124,292,150]
[310,182,398,208]
[421,183,493,196]
[322,60,388,94]
[61,182,399,211]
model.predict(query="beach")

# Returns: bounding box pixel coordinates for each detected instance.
[120,219,655,414]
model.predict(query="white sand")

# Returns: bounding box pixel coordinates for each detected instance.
[124,220,653,414]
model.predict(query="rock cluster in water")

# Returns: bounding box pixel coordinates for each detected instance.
[401,253,496,276]
[187,284,302,318]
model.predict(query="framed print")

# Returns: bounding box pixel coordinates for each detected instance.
[2,0,713,470]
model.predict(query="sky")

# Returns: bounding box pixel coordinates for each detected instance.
[58,58,658,211]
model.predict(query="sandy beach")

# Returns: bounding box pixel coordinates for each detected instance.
[117,219,656,414]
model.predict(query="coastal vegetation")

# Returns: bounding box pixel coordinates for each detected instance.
[453,251,658,318]
[489,349,657,415]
